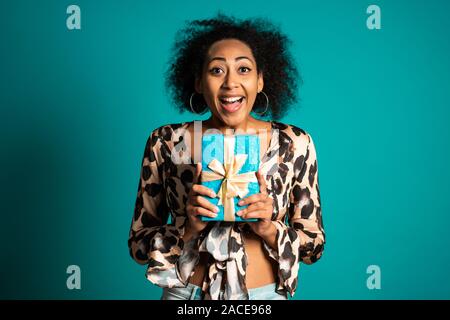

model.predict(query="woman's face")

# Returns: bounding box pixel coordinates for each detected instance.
[195,38,264,128]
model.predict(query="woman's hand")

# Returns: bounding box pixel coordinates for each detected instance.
[236,170,276,240]
[185,162,219,235]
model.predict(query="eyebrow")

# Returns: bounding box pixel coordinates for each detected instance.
[208,56,254,64]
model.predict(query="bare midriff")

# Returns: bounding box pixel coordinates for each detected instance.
[185,119,278,288]
[189,232,278,288]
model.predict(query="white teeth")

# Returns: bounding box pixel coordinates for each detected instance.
[221,96,243,102]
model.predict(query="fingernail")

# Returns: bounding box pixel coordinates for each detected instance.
[214,206,219,213]
[238,200,244,205]
[236,210,242,216]
[211,192,216,198]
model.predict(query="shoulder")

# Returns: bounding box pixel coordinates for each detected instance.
[272,122,320,175]
[148,122,189,142]
[142,122,189,161]
[272,121,314,151]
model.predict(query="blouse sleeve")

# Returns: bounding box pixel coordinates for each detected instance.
[262,132,326,297]
[128,129,202,288]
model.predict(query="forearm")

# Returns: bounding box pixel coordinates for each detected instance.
[259,222,278,252]
[182,219,202,243]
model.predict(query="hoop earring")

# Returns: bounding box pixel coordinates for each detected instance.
[189,92,206,115]
[253,91,269,116]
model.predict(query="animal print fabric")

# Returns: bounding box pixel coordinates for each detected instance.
[128,120,325,299]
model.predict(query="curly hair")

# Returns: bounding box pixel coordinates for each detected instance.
[164,12,301,121]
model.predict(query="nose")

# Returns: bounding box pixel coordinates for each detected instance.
[222,70,239,89]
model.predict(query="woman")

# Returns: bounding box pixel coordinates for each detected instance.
[128,13,325,300]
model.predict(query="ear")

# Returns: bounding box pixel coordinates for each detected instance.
[195,76,202,94]
[257,71,264,93]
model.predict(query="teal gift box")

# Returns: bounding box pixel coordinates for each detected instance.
[200,133,260,222]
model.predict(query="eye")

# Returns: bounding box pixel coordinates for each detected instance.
[239,66,251,73]
[209,67,223,75]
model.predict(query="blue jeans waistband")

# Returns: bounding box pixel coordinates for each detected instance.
[161,282,288,300]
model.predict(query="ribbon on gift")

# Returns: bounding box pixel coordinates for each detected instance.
[201,135,258,221]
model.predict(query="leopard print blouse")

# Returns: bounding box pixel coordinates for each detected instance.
[128,120,325,299]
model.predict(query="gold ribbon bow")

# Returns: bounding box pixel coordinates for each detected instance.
[201,135,258,221]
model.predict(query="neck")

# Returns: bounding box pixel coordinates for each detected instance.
[204,114,260,134]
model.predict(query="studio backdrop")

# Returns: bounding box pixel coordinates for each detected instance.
[1,0,449,299]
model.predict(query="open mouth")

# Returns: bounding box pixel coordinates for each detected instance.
[219,96,245,113]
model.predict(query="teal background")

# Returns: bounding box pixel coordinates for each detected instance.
[1,0,449,299]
